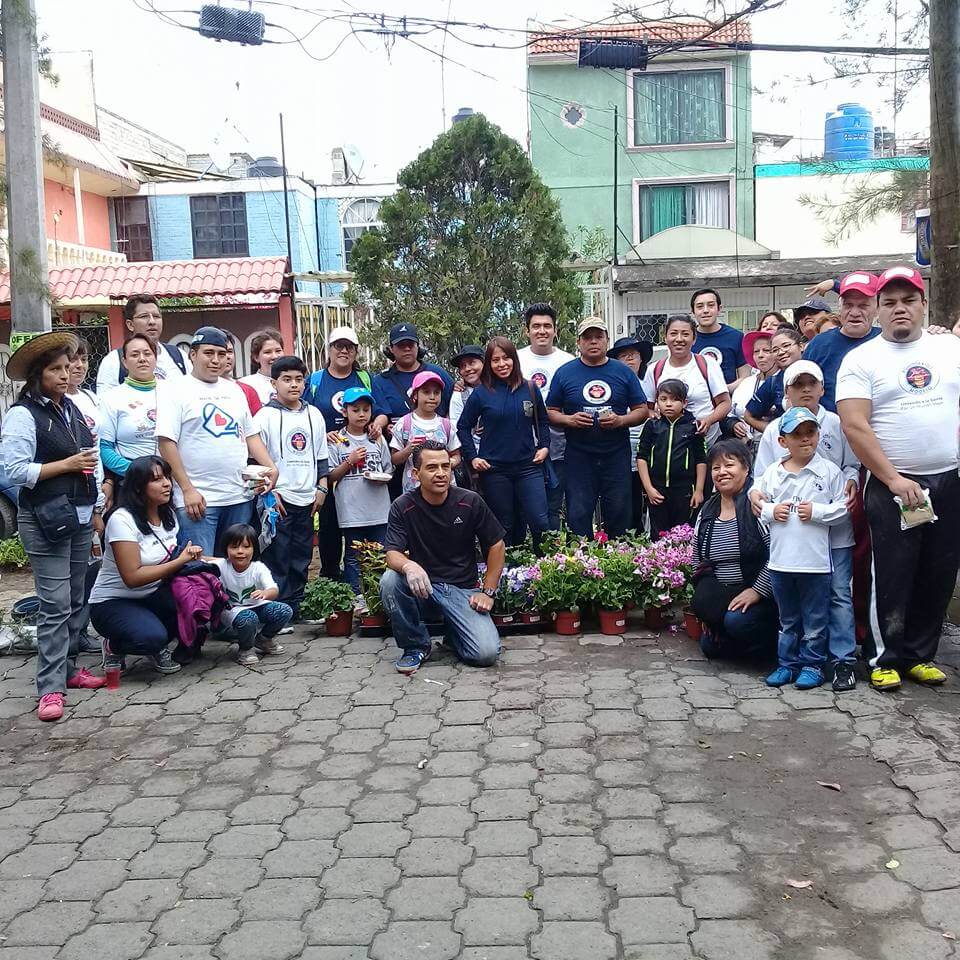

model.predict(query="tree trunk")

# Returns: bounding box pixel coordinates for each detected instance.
[929,0,960,329]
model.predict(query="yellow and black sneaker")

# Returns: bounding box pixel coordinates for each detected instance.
[905,663,947,686]
[870,667,901,691]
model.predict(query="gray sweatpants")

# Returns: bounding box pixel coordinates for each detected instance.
[18,506,92,697]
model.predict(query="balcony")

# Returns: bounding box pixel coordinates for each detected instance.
[47,238,127,268]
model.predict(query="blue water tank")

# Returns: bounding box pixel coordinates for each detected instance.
[824,104,875,161]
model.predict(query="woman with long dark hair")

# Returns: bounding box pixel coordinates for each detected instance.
[240,328,285,404]
[2,332,107,721]
[456,337,551,547]
[88,456,202,677]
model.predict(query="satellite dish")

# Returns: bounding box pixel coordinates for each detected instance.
[343,144,365,182]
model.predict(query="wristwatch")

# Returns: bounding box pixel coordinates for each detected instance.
[480,587,496,599]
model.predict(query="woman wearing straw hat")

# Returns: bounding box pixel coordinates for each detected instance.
[2,331,107,722]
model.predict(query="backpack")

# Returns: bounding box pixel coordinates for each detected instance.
[651,353,719,408]
[116,342,186,382]
[399,412,451,443]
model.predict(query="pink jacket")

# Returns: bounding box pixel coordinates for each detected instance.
[169,571,228,648]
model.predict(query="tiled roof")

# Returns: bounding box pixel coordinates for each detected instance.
[0,256,291,305]
[528,20,752,56]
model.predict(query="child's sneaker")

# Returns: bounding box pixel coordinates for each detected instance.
[395,648,430,675]
[795,666,825,690]
[765,666,798,687]
[255,635,285,656]
[237,649,260,666]
[277,625,295,636]
[150,646,182,675]
[832,662,857,692]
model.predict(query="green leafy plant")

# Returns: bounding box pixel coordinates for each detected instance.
[353,539,387,616]
[530,555,585,613]
[579,548,636,612]
[504,540,537,569]
[301,577,356,621]
[0,536,30,569]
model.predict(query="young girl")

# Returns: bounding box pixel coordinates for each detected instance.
[240,329,285,404]
[743,326,805,433]
[211,524,293,665]
[390,371,460,492]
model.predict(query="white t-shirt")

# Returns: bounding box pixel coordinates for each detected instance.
[253,403,329,506]
[213,558,277,627]
[518,346,574,461]
[240,372,276,405]
[835,330,960,475]
[89,508,179,602]
[96,345,184,394]
[641,354,728,446]
[67,388,104,504]
[99,382,158,463]
[155,375,258,507]
[390,413,460,492]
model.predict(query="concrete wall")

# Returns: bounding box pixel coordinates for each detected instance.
[528,54,754,258]
[43,179,111,249]
[755,158,927,259]
[149,195,193,261]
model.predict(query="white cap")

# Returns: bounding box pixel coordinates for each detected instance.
[326,325,359,346]
[783,359,824,387]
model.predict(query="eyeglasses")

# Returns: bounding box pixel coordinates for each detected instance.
[331,341,356,351]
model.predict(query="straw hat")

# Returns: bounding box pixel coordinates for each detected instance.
[6,331,80,381]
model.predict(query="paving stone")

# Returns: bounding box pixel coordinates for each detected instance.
[424,751,485,777]
[460,950,530,960]
[600,820,669,855]
[920,888,960,931]
[893,846,960,890]
[303,898,389,946]
[96,878,181,921]
[300,781,364,807]
[1,901,94,946]
[231,794,298,824]
[397,838,474,875]
[58,922,153,960]
[182,857,263,897]
[406,805,476,838]
[461,856,540,896]
[531,921,617,960]
[209,824,284,857]
[454,897,538,945]
[335,822,410,857]
[603,855,682,896]
[662,802,729,835]
[597,788,662,817]
[239,877,322,919]
[534,773,596,802]
[533,876,612,920]
[417,776,480,805]
[681,875,758,918]
[320,857,399,897]
[370,921,462,960]
[218,920,307,960]
[128,842,207,879]
[152,898,240,944]
[1,842,78,879]
[877,920,954,960]
[468,821,538,856]
[155,810,228,841]
[386,877,467,920]
[691,920,781,960]
[532,836,608,874]
[350,793,416,823]
[471,789,539,821]
[42,857,127,901]
[609,897,696,944]
[261,840,338,877]
[669,836,742,872]
[34,811,109,843]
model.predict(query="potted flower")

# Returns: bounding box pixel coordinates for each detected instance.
[354,539,389,630]
[582,547,635,635]
[301,577,357,636]
[530,554,585,635]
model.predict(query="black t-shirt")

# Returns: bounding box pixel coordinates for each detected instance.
[385,488,505,589]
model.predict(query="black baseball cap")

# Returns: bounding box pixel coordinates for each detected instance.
[451,345,484,366]
[388,323,420,345]
[190,326,229,349]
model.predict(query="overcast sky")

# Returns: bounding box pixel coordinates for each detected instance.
[36,0,930,183]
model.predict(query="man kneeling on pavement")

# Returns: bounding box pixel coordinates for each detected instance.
[381,440,504,674]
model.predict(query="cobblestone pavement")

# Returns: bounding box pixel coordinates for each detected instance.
[1,617,960,960]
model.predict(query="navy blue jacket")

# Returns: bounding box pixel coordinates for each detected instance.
[371,362,453,422]
[456,380,549,467]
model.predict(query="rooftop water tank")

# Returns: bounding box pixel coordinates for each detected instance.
[824,104,874,162]
[452,107,475,125]
[247,155,285,177]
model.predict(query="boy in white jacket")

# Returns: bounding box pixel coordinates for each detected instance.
[752,360,860,691]
[754,405,848,690]
[253,356,329,619]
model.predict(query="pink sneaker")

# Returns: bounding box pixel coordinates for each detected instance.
[66,668,107,690]
[38,693,65,722]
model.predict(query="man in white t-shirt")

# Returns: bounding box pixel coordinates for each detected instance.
[517,302,573,530]
[836,266,960,692]
[156,327,279,555]
[96,295,186,392]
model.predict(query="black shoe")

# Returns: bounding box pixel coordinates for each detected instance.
[832,661,857,692]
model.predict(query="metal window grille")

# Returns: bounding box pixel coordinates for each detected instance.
[190,194,250,258]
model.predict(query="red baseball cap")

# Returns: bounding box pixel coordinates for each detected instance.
[838,272,878,298]
[876,265,925,295]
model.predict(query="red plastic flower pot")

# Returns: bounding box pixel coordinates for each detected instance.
[554,610,581,635]
[520,612,543,625]
[325,609,354,637]
[644,606,666,630]
[360,613,388,629]
[599,609,627,635]
[683,611,703,640]
[492,613,515,630]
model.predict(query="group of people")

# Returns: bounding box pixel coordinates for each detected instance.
[3,262,959,722]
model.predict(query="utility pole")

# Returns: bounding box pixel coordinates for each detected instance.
[612,105,618,267]
[928,0,960,329]
[1,0,51,334]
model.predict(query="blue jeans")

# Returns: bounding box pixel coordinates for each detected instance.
[343,523,388,594]
[770,571,832,671]
[379,569,500,667]
[214,601,293,650]
[547,459,565,530]
[700,596,780,660]
[829,546,856,665]
[176,500,253,555]
[564,444,631,537]
[481,463,551,548]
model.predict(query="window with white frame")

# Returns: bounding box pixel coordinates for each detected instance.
[632,68,726,147]
[342,199,382,262]
[637,180,730,241]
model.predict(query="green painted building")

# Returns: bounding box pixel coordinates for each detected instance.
[527,24,755,260]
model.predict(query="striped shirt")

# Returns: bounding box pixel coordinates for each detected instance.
[695,515,773,597]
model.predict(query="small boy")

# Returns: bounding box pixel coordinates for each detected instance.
[636,379,707,539]
[253,356,330,619]
[449,345,484,491]
[327,386,394,599]
[752,360,860,691]
[390,370,461,493]
[754,406,848,690]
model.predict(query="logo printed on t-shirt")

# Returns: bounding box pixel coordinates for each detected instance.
[530,370,548,390]
[582,380,612,404]
[899,363,938,394]
[331,390,346,414]
[288,431,308,452]
[453,516,464,524]
[147,409,157,423]
[699,346,723,366]
[201,403,240,438]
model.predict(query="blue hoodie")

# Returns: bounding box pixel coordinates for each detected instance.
[371,362,453,422]
[456,379,549,467]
